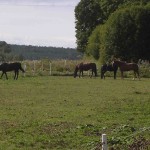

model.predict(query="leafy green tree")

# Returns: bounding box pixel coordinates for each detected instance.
[101,5,150,62]
[75,0,150,56]
[86,25,106,60]
[75,0,102,53]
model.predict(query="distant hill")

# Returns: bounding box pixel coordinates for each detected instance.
[9,44,82,60]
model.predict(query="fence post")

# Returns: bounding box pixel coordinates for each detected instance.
[64,59,66,67]
[102,134,107,150]
[32,61,35,76]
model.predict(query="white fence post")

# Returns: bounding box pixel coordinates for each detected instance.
[102,134,107,150]
[64,59,66,67]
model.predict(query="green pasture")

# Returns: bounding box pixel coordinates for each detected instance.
[0,76,150,149]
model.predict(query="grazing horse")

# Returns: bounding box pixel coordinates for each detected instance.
[113,60,140,79]
[0,62,25,80]
[74,62,97,78]
[101,63,118,79]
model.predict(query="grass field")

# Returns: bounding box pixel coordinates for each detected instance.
[0,76,150,150]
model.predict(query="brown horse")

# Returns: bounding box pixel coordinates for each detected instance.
[113,60,140,79]
[74,62,97,78]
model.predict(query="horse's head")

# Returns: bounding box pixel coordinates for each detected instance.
[73,66,79,78]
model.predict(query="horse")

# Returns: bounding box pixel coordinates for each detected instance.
[113,60,140,80]
[0,62,25,80]
[101,63,118,79]
[74,62,97,78]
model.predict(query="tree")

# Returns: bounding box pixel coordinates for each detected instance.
[75,0,102,53]
[75,0,150,56]
[101,5,150,62]
[86,25,105,60]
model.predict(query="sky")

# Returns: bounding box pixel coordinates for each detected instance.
[0,0,80,48]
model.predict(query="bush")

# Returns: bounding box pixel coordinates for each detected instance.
[100,5,150,62]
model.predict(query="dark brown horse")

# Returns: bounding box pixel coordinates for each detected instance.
[101,63,118,79]
[113,60,140,79]
[0,62,25,80]
[74,62,97,78]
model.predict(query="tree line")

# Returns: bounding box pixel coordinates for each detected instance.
[0,41,82,61]
[75,0,150,62]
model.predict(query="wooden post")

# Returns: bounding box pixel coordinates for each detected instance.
[64,59,66,67]
[102,134,107,150]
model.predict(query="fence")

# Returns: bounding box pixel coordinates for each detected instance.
[0,59,149,78]
[21,59,79,77]
[21,59,99,77]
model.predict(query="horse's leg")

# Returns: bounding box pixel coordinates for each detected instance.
[16,71,19,80]
[14,71,16,80]
[135,70,140,80]
[14,71,18,80]
[133,71,136,80]
[5,73,8,80]
[101,71,105,79]
[93,69,97,78]
[92,70,94,78]
[101,72,103,79]
[79,70,81,78]
[92,70,97,77]
[90,70,93,78]
[0,72,4,79]
[92,69,96,78]
[81,70,84,78]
